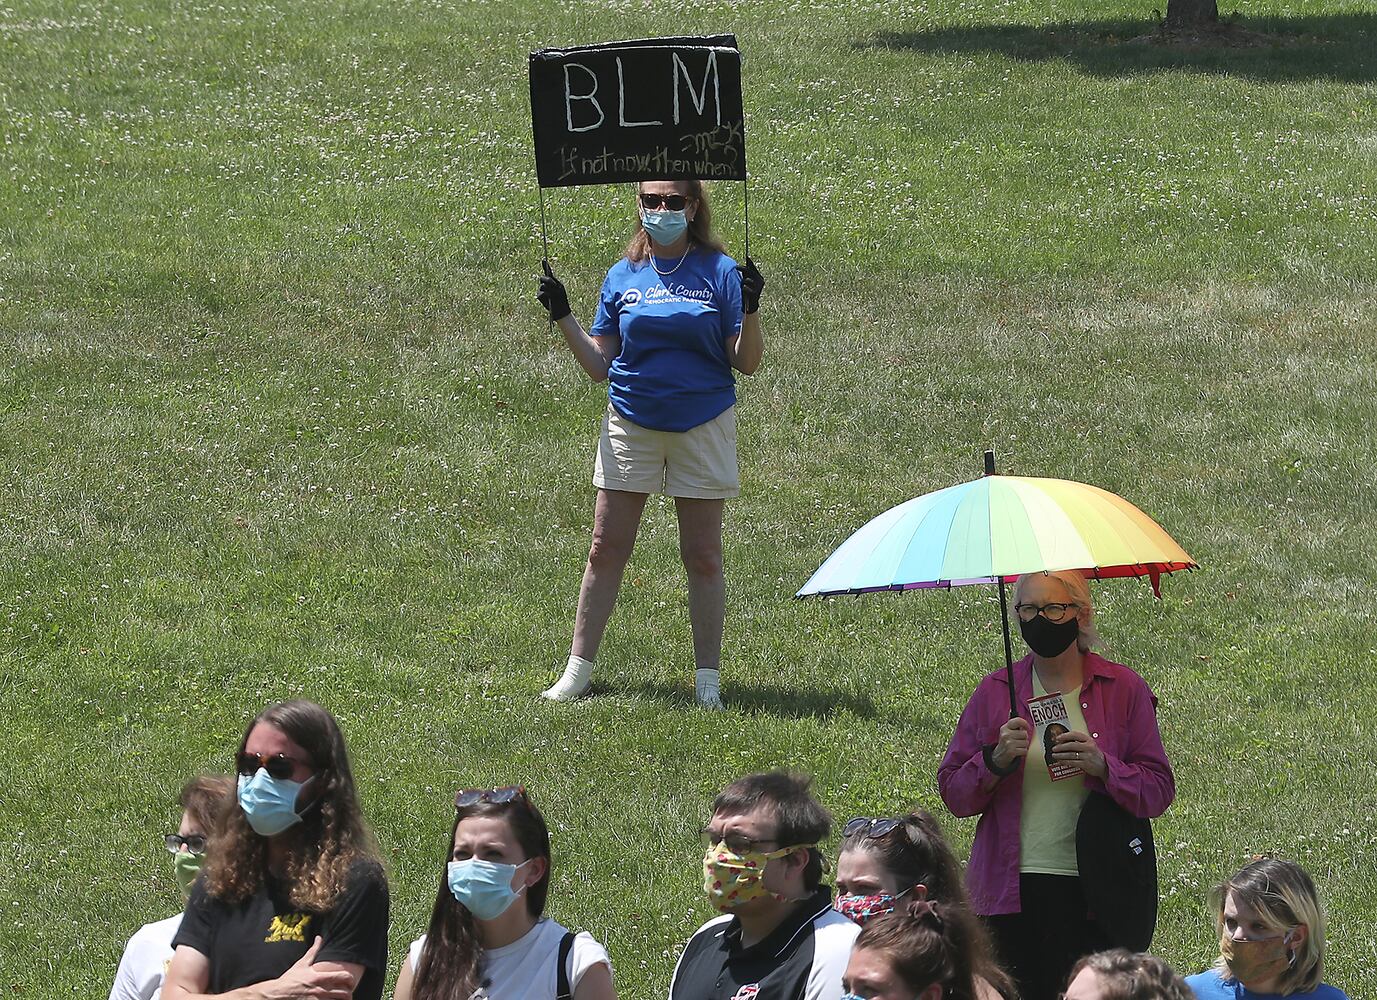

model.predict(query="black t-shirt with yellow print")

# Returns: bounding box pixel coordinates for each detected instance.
[173,858,388,1000]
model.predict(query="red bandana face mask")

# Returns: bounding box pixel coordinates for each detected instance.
[835,892,897,926]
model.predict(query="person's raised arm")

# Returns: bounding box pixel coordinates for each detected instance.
[726,257,764,375]
[161,938,355,1000]
[538,261,619,382]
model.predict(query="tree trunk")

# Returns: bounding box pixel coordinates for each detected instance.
[1164,0,1219,29]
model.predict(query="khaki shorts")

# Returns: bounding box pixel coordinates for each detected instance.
[593,404,739,499]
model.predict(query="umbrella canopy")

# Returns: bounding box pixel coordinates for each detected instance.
[797,473,1196,599]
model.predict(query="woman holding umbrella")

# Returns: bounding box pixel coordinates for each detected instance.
[938,570,1175,1000]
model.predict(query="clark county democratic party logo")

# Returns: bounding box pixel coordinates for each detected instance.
[619,289,642,307]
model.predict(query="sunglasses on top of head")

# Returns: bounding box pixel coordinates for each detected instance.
[236,751,302,780]
[454,785,528,809]
[843,816,905,840]
[639,193,690,211]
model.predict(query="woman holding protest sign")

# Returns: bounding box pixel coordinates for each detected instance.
[536,178,764,710]
[162,699,389,1000]
[938,570,1175,1000]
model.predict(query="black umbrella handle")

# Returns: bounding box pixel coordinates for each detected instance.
[998,578,1018,719]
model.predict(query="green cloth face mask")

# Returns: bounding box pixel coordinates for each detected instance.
[174,850,204,896]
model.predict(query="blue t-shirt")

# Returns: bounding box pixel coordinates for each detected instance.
[590,248,743,432]
[1185,969,1349,1000]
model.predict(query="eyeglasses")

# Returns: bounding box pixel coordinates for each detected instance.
[455,785,527,808]
[700,826,780,856]
[639,193,690,211]
[843,816,903,840]
[1014,601,1079,623]
[236,751,302,780]
[164,833,208,854]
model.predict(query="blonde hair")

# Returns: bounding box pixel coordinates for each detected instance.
[1014,570,1101,651]
[624,179,726,264]
[1209,859,1326,995]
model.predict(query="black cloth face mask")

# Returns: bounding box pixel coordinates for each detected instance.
[1019,614,1080,658]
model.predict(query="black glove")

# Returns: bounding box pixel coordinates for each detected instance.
[736,256,764,315]
[537,259,571,322]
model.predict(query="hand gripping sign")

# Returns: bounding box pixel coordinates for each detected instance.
[528,36,750,255]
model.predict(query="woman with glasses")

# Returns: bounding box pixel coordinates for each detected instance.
[162,700,390,1000]
[535,178,766,710]
[394,785,615,1000]
[835,810,1016,1000]
[1185,858,1348,1000]
[841,901,980,1000]
[109,775,233,1000]
[938,571,1175,1000]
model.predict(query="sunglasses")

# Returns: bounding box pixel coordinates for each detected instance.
[455,785,527,809]
[639,193,690,211]
[164,833,208,854]
[843,816,904,840]
[236,751,302,780]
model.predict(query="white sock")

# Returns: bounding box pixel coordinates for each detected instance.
[542,655,594,701]
[696,668,723,708]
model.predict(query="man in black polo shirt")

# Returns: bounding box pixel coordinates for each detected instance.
[671,771,860,1000]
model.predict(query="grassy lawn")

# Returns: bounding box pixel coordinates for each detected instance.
[2,0,1375,996]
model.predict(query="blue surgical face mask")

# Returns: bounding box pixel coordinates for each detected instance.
[641,209,688,247]
[446,857,532,920]
[237,770,310,837]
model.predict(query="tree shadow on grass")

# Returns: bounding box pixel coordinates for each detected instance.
[865,13,1377,84]
[616,677,877,720]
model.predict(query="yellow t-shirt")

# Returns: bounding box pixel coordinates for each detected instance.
[1020,674,1090,875]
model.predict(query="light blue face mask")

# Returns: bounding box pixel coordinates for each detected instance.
[237,770,310,837]
[446,857,532,920]
[641,208,688,247]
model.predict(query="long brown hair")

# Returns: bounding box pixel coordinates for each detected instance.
[856,902,979,1000]
[624,178,726,263]
[411,794,553,1000]
[204,700,380,911]
[841,810,1018,999]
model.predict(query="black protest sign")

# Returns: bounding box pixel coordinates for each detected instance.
[529,36,746,188]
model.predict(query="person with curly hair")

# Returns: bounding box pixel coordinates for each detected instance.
[1064,950,1191,1000]
[162,700,389,1000]
[1185,859,1349,1000]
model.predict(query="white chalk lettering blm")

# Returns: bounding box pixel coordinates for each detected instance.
[530,37,747,188]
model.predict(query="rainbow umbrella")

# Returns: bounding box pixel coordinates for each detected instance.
[797,452,1196,714]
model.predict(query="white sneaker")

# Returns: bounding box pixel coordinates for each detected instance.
[695,668,724,711]
[541,656,594,701]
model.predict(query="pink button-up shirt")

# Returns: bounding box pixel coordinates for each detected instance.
[937,652,1175,916]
